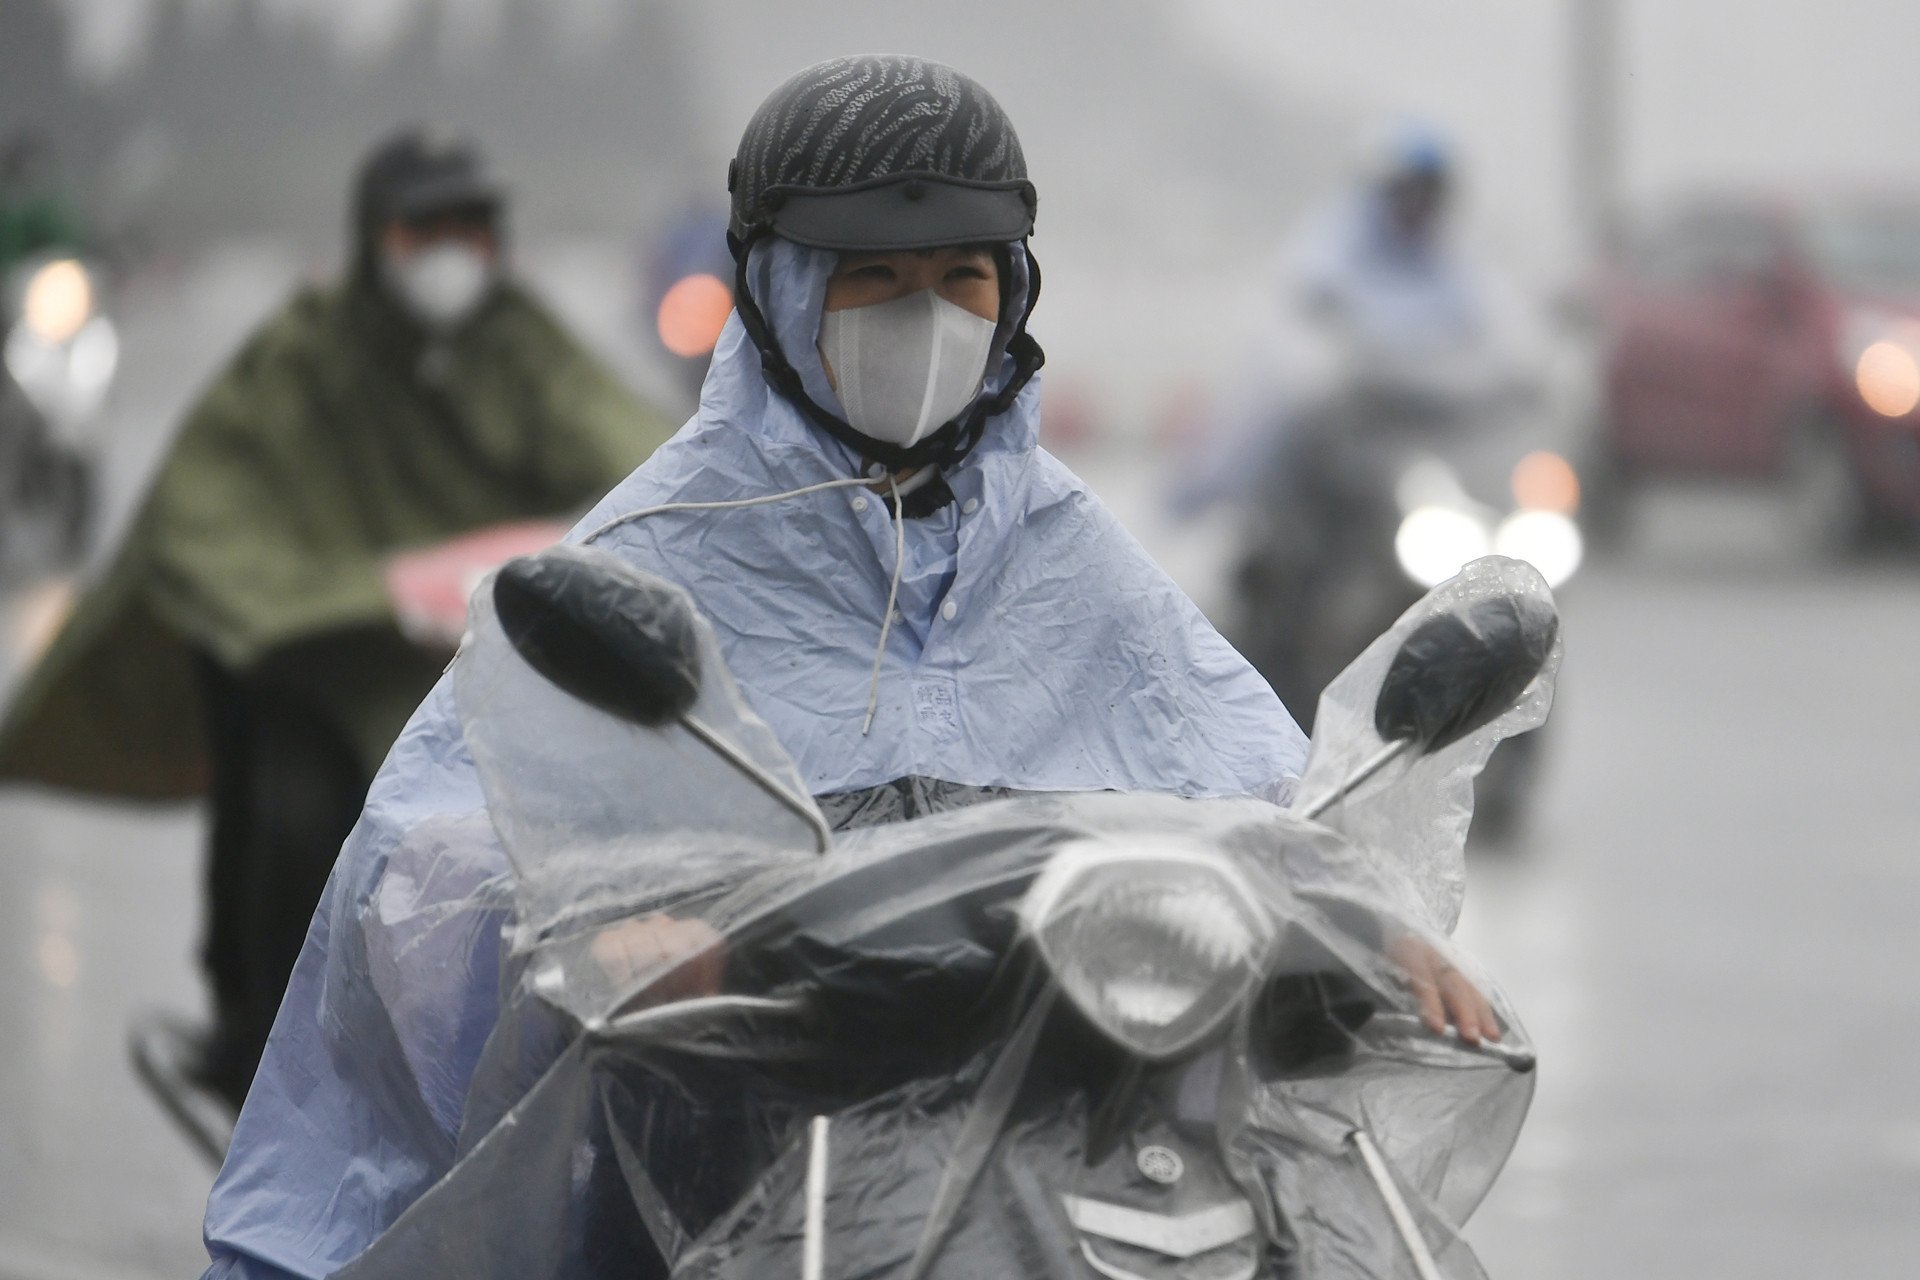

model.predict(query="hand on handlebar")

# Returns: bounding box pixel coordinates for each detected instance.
[1387,933,1501,1047]
[589,914,728,1009]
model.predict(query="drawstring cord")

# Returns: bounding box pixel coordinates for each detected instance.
[582,471,908,739]
[582,476,875,542]
[863,473,905,736]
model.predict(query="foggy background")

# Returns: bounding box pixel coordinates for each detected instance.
[2,3,1917,1279]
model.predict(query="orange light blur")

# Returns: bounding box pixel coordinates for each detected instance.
[656,273,733,358]
[1510,451,1581,515]
[1855,340,1920,418]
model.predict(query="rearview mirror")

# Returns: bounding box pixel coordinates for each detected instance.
[1373,592,1559,755]
[493,548,701,727]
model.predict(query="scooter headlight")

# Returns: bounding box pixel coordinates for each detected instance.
[1394,506,1491,588]
[1021,836,1275,1061]
[20,259,94,345]
[5,315,118,434]
[1493,509,1583,587]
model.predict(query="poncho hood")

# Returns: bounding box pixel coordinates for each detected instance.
[199,237,1310,1279]
[571,236,1306,797]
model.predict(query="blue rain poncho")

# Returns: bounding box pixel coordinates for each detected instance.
[1289,191,1492,355]
[201,238,1308,1278]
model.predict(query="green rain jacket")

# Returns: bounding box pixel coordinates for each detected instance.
[0,276,672,798]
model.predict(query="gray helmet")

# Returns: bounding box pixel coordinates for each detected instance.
[727,55,1037,254]
[725,56,1045,480]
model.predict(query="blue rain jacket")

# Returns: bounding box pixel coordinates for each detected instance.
[202,238,1308,1278]
[1291,191,1489,355]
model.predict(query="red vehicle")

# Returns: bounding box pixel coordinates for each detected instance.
[1597,192,1920,547]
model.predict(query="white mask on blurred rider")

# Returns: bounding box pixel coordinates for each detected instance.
[384,241,495,331]
[818,289,998,449]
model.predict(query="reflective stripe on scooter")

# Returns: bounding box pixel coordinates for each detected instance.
[1060,1194,1256,1258]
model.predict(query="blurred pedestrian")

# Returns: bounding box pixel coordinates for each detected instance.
[0,127,673,1123]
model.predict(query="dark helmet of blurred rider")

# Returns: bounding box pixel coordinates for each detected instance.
[724,54,1045,471]
[1370,122,1453,246]
[352,128,506,333]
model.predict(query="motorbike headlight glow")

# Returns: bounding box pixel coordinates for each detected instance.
[1394,506,1491,588]
[21,259,94,345]
[67,318,119,403]
[5,315,118,433]
[1494,509,1583,587]
[1021,837,1275,1061]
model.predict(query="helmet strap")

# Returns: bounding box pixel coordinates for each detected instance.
[731,225,1047,475]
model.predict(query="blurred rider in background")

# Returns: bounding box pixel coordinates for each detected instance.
[0,127,672,1121]
[1171,122,1536,518]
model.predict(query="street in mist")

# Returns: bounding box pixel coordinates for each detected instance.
[0,242,1914,1280]
[7,1,1920,1274]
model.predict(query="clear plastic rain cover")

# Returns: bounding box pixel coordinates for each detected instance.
[335,548,1558,1280]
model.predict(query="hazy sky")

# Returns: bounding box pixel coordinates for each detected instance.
[48,0,1920,272]
[1190,0,1920,268]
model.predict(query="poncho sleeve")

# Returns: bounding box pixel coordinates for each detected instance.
[202,683,517,1280]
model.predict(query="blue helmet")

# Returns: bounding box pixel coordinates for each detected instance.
[1368,120,1454,186]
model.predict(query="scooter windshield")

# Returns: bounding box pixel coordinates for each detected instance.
[450,548,827,977]
[333,549,1553,1280]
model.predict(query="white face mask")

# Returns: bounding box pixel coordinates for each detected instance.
[817,289,999,449]
[384,241,496,331]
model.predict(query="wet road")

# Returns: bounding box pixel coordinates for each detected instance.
[1105,470,1920,1280]
[1461,535,1920,1279]
[1,246,1915,1279]
[0,245,296,1280]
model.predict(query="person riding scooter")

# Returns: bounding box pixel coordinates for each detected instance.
[1175,125,1546,713]
[197,61,1497,1280]
[0,134,110,570]
[318,546,1553,1280]
[0,128,673,1125]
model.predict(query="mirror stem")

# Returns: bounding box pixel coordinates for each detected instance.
[677,713,833,853]
[1296,739,1410,822]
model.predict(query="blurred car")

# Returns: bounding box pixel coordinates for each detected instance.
[1595,192,1920,548]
